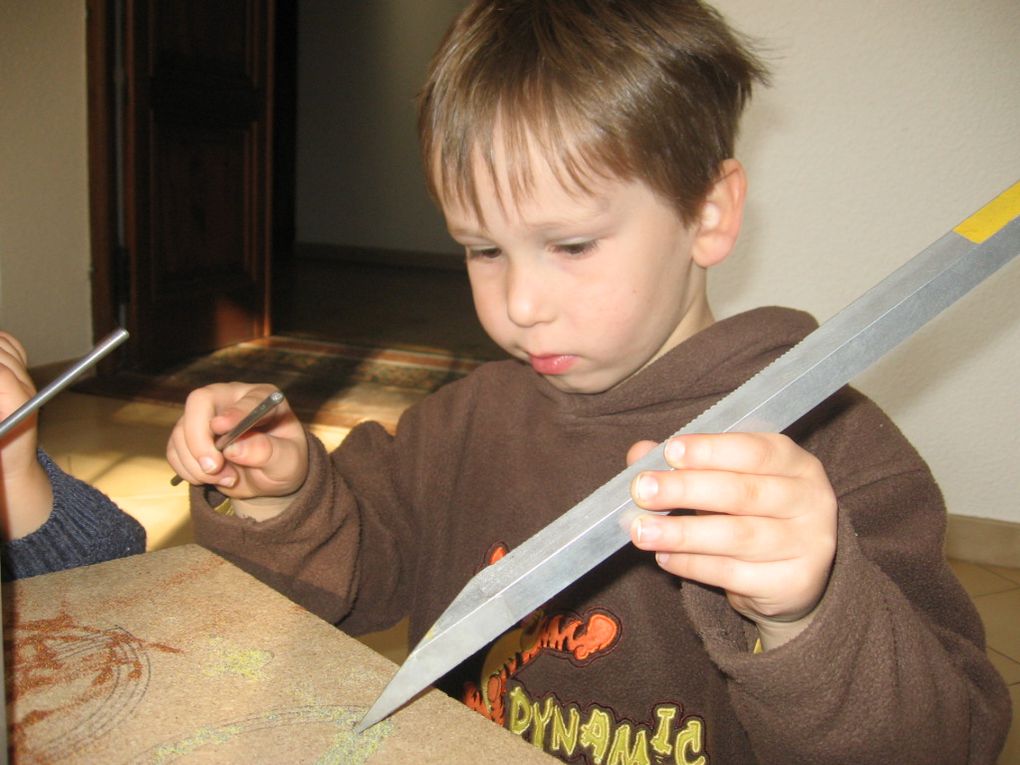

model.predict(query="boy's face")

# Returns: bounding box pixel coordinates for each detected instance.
[441,146,713,394]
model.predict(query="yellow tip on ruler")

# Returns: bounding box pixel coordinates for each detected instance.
[954,181,1020,243]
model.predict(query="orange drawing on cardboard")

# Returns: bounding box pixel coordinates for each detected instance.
[5,610,182,762]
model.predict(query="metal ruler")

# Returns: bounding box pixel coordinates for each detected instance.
[356,181,1020,732]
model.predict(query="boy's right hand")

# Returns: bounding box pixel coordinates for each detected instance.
[167,383,308,519]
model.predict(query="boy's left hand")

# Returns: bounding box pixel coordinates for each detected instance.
[628,433,837,650]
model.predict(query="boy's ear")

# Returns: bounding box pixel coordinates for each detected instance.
[691,159,747,268]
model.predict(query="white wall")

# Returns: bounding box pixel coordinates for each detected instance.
[0,0,94,366]
[711,0,1020,523]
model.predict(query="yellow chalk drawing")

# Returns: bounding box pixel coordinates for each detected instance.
[129,706,392,765]
[148,723,246,764]
[317,708,392,765]
[202,637,273,681]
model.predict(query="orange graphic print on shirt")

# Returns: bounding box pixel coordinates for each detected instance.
[461,543,622,725]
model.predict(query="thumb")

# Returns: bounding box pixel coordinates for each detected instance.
[223,432,305,495]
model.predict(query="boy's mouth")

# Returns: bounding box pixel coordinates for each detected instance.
[528,354,578,375]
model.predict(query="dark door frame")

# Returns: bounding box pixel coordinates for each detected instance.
[85,0,297,372]
[85,0,121,370]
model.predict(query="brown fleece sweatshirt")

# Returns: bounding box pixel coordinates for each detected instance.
[192,307,1010,764]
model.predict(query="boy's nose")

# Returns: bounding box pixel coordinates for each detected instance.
[505,262,554,327]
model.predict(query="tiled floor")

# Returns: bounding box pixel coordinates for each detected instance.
[34,391,1020,762]
[950,559,1020,764]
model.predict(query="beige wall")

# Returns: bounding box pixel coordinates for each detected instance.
[3,1,1018,524]
[0,0,93,366]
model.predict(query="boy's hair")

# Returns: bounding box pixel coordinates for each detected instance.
[418,0,768,225]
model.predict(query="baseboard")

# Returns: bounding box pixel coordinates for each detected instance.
[945,515,1020,569]
[294,242,465,272]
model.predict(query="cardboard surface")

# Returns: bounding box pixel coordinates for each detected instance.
[3,545,555,763]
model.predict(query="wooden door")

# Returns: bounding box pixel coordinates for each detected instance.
[116,0,275,369]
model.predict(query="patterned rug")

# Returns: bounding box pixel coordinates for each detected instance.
[73,335,486,432]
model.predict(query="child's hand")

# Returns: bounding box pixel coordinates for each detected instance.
[166,383,309,519]
[0,331,54,538]
[0,332,38,469]
[627,433,837,649]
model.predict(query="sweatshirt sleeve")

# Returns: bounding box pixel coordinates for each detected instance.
[1,450,147,581]
[189,375,478,635]
[681,393,1011,765]
[189,430,365,625]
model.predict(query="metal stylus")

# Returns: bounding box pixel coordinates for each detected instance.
[169,390,286,486]
[0,328,130,440]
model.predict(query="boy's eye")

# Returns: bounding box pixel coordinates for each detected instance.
[466,246,502,260]
[553,240,598,257]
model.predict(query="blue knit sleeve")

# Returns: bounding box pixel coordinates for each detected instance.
[1,450,147,581]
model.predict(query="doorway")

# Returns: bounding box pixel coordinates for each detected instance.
[86,0,279,370]
[87,0,499,378]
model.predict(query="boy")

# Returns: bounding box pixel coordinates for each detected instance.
[167,1,1010,762]
[0,331,146,579]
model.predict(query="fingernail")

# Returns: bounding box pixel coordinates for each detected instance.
[656,552,670,567]
[217,475,236,488]
[635,474,659,502]
[200,457,217,472]
[634,517,662,545]
[665,439,685,464]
